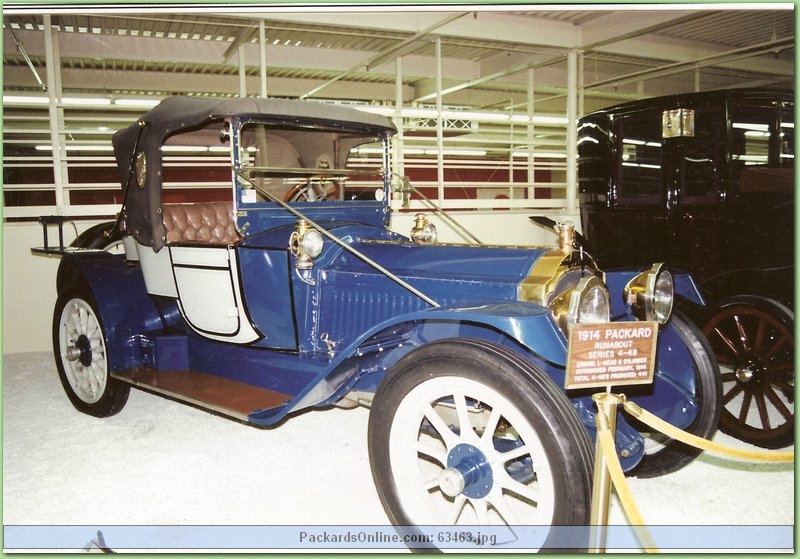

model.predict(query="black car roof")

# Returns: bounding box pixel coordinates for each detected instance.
[582,87,793,119]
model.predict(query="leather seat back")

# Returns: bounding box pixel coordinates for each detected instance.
[162,201,240,244]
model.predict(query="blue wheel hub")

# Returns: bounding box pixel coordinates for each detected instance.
[440,443,493,499]
[75,335,93,367]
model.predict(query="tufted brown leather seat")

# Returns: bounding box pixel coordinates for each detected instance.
[162,201,241,245]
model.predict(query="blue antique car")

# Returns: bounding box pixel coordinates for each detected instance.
[40,96,719,549]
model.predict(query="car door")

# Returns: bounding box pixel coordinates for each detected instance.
[170,244,262,344]
[663,104,725,283]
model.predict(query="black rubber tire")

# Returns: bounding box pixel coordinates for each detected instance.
[632,311,722,478]
[368,338,593,552]
[53,289,130,417]
[701,295,794,449]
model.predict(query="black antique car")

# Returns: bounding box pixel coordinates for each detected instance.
[576,88,794,448]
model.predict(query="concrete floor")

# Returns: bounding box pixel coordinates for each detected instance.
[2,352,794,553]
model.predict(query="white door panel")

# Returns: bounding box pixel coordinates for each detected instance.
[169,245,260,344]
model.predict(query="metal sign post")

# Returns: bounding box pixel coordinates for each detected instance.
[588,391,625,553]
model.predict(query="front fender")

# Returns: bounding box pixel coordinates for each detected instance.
[260,301,567,422]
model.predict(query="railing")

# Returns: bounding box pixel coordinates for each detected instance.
[3,101,573,221]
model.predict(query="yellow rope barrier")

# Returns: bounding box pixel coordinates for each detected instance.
[595,411,659,553]
[591,394,793,553]
[623,399,795,462]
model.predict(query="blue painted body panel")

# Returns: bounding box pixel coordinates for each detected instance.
[236,245,298,350]
[59,214,707,472]
[42,97,720,479]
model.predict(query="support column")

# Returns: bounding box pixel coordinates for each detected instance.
[238,45,247,97]
[566,50,579,213]
[43,15,68,213]
[394,57,405,179]
[435,37,444,202]
[259,21,268,97]
[527,68,535,200]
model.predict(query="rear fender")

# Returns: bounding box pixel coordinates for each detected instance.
[55,252,179,370]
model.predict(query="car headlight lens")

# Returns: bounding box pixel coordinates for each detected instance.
[289,219,324,269]
[301,229,324,258]
[624,263,674,324]
[550,275,610,331]
[570,276,611,325]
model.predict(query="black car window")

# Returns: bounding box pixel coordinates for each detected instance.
[616,111,663,203]
[678,106,720,202]
[729,100,793,195]
[779,103,794,165]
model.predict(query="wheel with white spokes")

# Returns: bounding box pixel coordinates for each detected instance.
[53,290,129,417]
[368,339,593,552]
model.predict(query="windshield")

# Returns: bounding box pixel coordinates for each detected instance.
[236,121,387,203]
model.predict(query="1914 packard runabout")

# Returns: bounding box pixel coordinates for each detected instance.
[577,89,793,449]
[39,96,720,550]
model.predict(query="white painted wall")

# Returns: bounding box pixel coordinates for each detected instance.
[4,220,88,354]
[3,209,580,354]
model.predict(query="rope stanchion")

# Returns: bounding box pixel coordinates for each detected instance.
[595,409,658,553]
[589,392,793,554]
[623,399,795,462]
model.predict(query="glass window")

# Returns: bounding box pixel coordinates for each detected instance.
[779,104,794,165]
[617,111,663,201]
[238,123,385,203]
[729,100,793,195]
[679,107,720,201]
[730,104,772,167]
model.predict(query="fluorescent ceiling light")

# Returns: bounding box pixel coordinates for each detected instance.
[3,95,49,105]
[531,115,569,126]
[35,144,114,152]
[508,114,570,125]
[355,106,396,117]
[114,98,161,108]
[512,151,567,158]
[62,97,112,107]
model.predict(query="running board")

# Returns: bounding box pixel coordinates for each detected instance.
[112,368,291,423]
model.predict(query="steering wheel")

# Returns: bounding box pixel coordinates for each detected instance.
[283,177,340,202]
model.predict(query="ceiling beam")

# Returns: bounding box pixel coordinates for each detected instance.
[579,10,708,49]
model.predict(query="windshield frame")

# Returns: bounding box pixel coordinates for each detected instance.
[231,116,391,205]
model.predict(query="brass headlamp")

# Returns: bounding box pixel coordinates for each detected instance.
[289,219,324,270]
[624,262,674,324]
[549,275,611,331]
[410,213,437,244]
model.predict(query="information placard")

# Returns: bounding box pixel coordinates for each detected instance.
[565,321,659,390]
